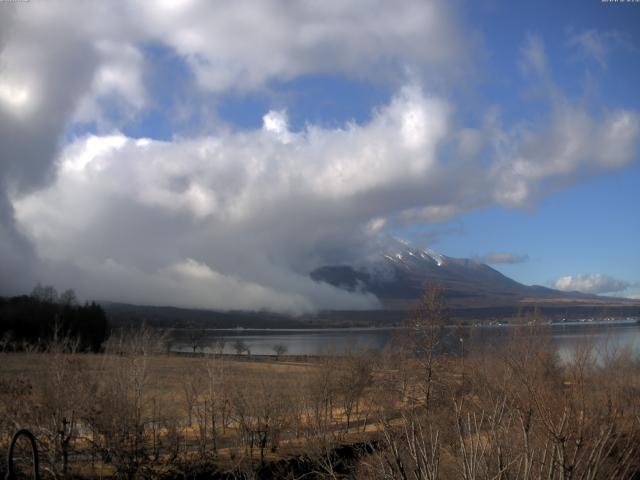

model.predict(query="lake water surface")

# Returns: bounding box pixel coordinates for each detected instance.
[170,319,640,361]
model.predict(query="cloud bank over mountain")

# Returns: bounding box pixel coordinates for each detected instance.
[1,1,639,311]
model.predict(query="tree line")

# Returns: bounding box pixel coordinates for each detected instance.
[0,284,109,352]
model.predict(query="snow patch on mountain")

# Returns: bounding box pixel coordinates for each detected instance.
[421,248,445,266]
[383,245,446,268]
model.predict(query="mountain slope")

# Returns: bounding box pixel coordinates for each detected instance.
[98,247,638,329]
[311,246,625,309]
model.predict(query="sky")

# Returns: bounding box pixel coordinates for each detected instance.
[0,0,639,311]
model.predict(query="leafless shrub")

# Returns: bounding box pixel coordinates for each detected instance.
[84,326,166,479]
[359,410,441,480]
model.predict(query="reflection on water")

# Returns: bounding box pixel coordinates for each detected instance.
[553,324,640,365]
[169,320,640,361]
[171,327,397,356]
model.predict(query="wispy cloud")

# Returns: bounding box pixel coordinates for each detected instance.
[567,28,634,68]
[475,253,529,265]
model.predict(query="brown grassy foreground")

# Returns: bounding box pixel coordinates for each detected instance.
[2,313,640,478]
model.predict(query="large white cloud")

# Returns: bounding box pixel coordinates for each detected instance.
[0,0,464,301]
[491,106,639,206]
[13,87,449,311]
[1,1,639,311]
[12,85,640,311]
[130,0,469,91]
[553,274,630,295]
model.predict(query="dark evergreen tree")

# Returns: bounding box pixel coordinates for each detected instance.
[0,286,110,352]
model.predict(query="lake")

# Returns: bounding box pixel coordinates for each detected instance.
[169,319,640,361]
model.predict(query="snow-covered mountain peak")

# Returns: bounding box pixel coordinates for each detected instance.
[382,245,446,268]
[420,248,445,267]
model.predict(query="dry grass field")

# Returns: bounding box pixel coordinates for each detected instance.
[0,337,399,478]
[2,291,640,479]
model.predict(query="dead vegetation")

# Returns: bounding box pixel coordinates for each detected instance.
[1,288,639,479]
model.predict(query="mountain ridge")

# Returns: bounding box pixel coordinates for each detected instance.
[310,246,631,309]
[96,246,640,328]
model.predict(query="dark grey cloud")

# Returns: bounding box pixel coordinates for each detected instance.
[0,4,101,294]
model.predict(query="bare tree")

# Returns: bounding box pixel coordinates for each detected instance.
[203,352,228,452]
[233,338,248,356]
[32,330,84,478]
[31,283,59,303]
[361,409,441,480]
[272,343,288,360]
[186,326,204,354]
[59,289,78,307]
[407,284,448,410]
[182,367,203,426]
[336,350,373,434]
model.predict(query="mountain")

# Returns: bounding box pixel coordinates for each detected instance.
[101,246,639,329]
[310,246,635,310]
